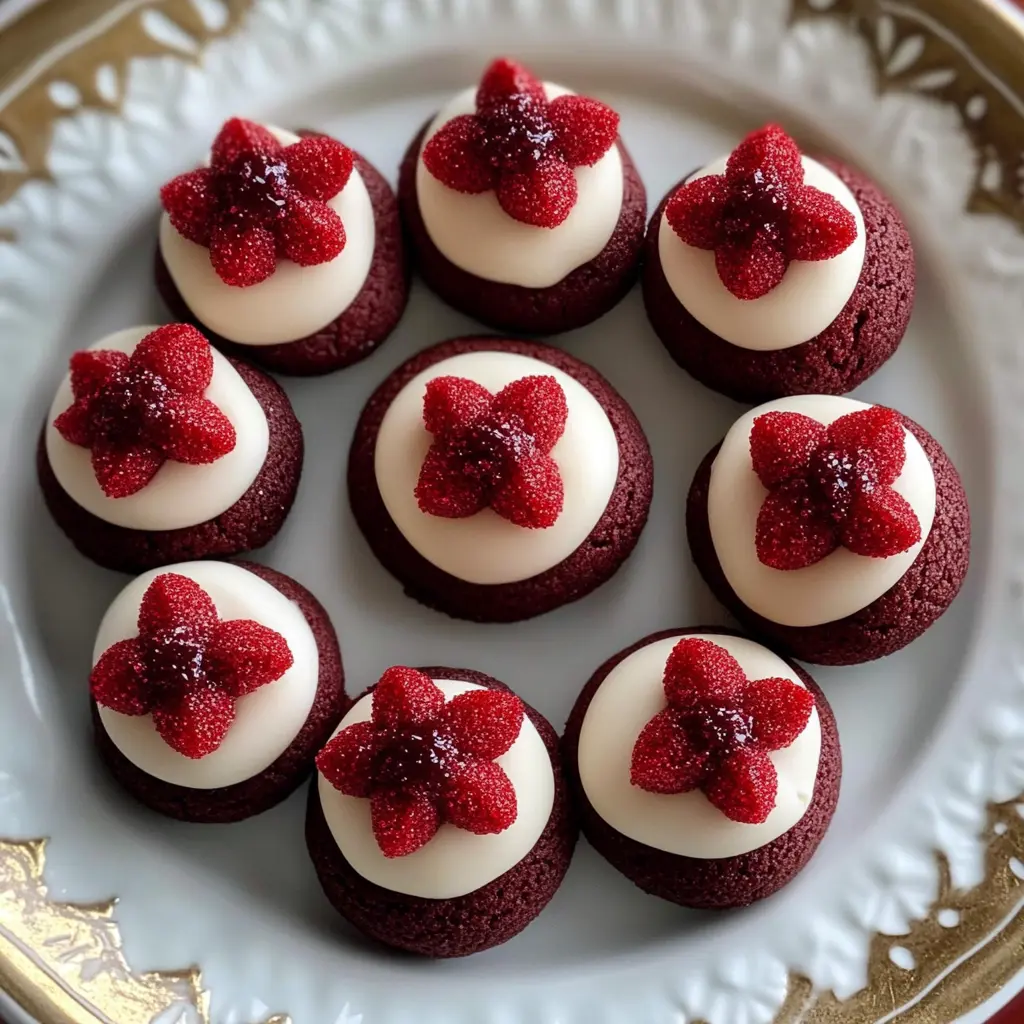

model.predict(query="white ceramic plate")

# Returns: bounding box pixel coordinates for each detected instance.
[1,2,1024,1023]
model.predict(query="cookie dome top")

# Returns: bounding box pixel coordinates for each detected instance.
[158,120,375,345]
[658,124,867,351]
[317,668,554,898]
[708,395,937,627]
[45,325,269,531]
[92,561,320,789]
[415,58,626,289]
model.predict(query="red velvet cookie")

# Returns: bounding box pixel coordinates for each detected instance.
[91,560,346,823]
[686,396,970,665]
[563,628,841,909]
[348,335,653,622]
[398,57,646,335]
[306,664,576,957]
[642,124,915,403]
[38,324,302,574]
[155,119,409,376]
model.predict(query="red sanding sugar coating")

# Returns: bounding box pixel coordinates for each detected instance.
[90,572,293,758]
[750,406,921,570]
[416,374,568,528]
[666,124,857,299]
[160,118,354,286]
[630,638,814,824]
[422,57,618,227]
[317,666,523,857]
[54,324,236,499]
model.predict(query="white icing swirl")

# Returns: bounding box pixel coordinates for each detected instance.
[45,326,269,532]
[658,155,867,351]
[708,395,937,627]
[416,84,624,288]
[318,679,554,899]
[373,350,620,586]
[577,633,822,859]
[95,561,320,790]
[159,125,375,345]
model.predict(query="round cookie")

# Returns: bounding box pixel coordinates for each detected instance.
[38,324,303,574]
[563,628,841,909]
[398,57,646,335]
[306,665,576,957]
[641,124,915,403]
[348,335,653,622]
[91,560,346,823]
[155,120,409,376]
[686,396,970,665]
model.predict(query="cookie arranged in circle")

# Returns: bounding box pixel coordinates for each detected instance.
[563,628,841,908]
[398,57,647,335]
[155,118,409,376]
[38,323,303,573]
[641,124,915,402]
[686,395,970,664]
[348,335,654,622]
[91,560,346,823]
[306,664,577,957]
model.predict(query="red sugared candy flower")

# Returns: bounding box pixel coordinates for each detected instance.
[415,374,568,529]
[666,123,858,300]
[160,118,354,287]
[53,324,236,499]
[316,667,524,857]
[90,573,293,758]
[421,57,619,228]
[630,638,815,824]
[750,405,922,570]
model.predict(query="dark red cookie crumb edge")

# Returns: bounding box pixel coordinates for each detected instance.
[347,335,654,622]
[92,561,347,823]
[156,143,410,377]
[686,415,970,665]
[641,161,916,403]
[562,626,841,909]
[306,665,577,958]
[399,121,647,336]
[38,357,304,574]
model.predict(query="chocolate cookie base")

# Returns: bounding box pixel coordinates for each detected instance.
[155,144,410,377]
[306,665,577,957]
[92,561,346,823]
[348,336,654,622]
[686,415,970,665]
[38,358,303,574]
[562,627,841,909]
[641,161,916,403]
[398,123,647,335]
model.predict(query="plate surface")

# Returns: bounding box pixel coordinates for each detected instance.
[1,2,1024,1023]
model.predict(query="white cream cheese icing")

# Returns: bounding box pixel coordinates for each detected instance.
[707,395,937,627]
[45,326,269,532]
[577,633,821,859]
[658,155,867,351]
[416,84,624,288]
[159,125,375,345]
[373,350,620,586]
[319,679,554,899]
[95,561,319,790]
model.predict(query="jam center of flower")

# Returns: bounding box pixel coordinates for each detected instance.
[478,94,555,173]
[142,625,208,699]
[680,705,755,754]
[451,419,535,490]
[218,154,289,224]
[88,369,171,445]
[374,727,461,794]
[807,446,879,521]
[719,182,791,247]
